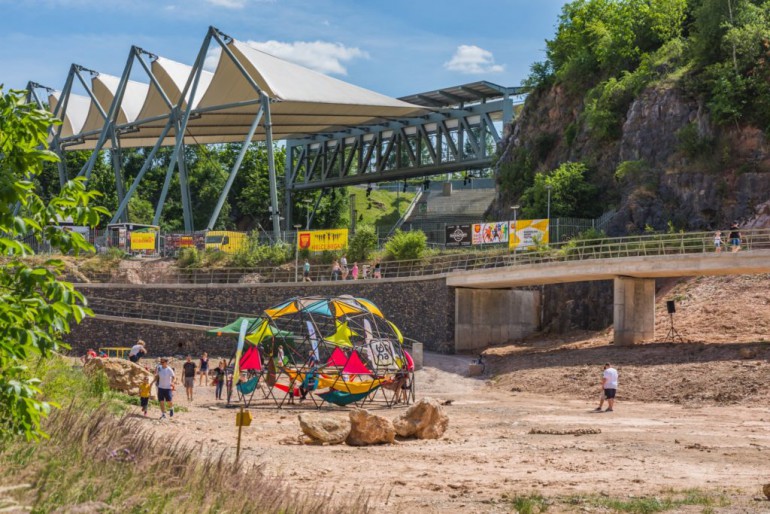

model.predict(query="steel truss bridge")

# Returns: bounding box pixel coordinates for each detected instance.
[25,26,525,239]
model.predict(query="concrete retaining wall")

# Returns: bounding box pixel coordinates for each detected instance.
[454,288,541,351]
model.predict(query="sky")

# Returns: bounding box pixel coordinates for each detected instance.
[0,0,568,99]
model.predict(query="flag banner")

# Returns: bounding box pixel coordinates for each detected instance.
[297,229,348,251]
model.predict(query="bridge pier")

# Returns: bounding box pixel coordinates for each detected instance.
[613,277,655,345]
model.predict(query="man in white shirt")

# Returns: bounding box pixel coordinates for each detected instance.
[152,357,176,419]
[594,363,619,412]
[128,340,146,363]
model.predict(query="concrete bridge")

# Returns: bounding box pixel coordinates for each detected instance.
[447,248,770,345]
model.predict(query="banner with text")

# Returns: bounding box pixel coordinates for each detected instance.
[510,219,549,250]
[130,231,157,251]
[472,221,509,245]
[445,224,472,247]
[297,229,349,252]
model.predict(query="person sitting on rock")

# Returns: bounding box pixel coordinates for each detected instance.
[128,340,147,363]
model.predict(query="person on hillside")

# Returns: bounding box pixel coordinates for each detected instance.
[729,223,742,252]
[351,262,359,280]
[213,360,227,401]
[182,355,197,402]
[714,231,722,253]
[373,262,382,279]
[139,375,152,416]
[128,340,146,363]
[153,357,175,419]
[303,260,311,282]
[594,363,618,412]
[198,352,209,386]
[82,348,97,364]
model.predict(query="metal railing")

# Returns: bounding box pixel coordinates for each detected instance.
[88,297,252,327]
[75,229,770,285]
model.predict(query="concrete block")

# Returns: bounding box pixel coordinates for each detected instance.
[468,363,484,376]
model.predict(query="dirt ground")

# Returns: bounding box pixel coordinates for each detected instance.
[133,275,770,512]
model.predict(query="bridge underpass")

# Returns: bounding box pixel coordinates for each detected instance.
[446,249,770,345]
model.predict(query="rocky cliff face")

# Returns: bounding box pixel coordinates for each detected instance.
[492,83,770,234]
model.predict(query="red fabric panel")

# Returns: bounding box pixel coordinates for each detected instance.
[240,346,262,371]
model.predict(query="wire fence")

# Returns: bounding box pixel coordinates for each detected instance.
[88,297,252,327]
[75,228,770,285]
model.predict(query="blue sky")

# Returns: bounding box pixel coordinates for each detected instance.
[0,0,567,98]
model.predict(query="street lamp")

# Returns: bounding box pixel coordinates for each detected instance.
[546,184,552,221]
[293,224,302,282]
[511,204,520,259]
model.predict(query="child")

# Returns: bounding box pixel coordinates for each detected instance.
[139,375,152,416]
[714,231,722,253]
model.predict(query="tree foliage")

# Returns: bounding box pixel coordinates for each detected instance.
[0,88,107,440]
[520,162,600,219]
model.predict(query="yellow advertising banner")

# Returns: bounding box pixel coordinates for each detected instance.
[297,229,349,252]
[130,231,157,251]
[509,219,549,250]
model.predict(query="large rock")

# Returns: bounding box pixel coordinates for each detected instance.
[346,408,396,446]
[393,397,449,440]
[84,358,151,396]
[298,413,350,445]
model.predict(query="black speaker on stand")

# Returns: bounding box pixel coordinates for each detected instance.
[664,300,684,343]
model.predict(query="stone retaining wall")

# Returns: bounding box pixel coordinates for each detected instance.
[67,278,455,356]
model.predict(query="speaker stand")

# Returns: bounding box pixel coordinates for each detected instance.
[664,313,684,343]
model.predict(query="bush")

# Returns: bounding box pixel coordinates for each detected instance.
[347,225,378,263]
[229,240,293,268]
[177,248,201,268]
[384,230,427,260]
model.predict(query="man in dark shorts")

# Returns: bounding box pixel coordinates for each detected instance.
[594,362,618,412]
[153,358,175,419]
[182,355,197,402]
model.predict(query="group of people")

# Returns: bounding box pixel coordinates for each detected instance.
[301,256,383,282]
[714,223,743,253]
[125,342,233,419]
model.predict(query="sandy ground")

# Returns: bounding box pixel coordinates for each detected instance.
[140,350,770,513]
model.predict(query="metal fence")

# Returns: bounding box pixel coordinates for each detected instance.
[75,228,770,285]
[88,297,252,328]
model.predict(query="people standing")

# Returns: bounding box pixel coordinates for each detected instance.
[183,355,197,402]
[594,363,618,412]
[213,360,227,401]
[153,357,175,419]
[351,262,359,280]
[198,352,209,386]
[331,260,341,281]
[139,375,152,416]
[128,340,147,363]
[303,260,311,282]
[729,223,742,252]
[340,255,349,279]
[714,231,722,253]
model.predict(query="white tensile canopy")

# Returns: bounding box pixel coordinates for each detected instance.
[55,37,426,150]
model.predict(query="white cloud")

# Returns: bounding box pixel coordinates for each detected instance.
[245,40,368,75]
[444,45,504,74]
[203,47,222,72]
[205,0,247,7]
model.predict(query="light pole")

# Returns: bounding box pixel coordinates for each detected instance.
[511,204,520,259]
[546,184,552,243]
[293,224,302,282]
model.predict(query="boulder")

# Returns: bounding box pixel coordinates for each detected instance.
[346,408,396,446]
[763,483,770,500]
[393,397,449,440]
[84,358,151,396]
[298,413,350,445]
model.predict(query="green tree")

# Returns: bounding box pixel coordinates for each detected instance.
[520,162,600,219]
[0,87,108,440]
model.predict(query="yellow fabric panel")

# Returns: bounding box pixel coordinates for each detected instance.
[387,320,404,344]
[331,300,364,317]
[286,370,385,395]
[356,298,384,318]
[265,302,299,318]
[245,321,274,345]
